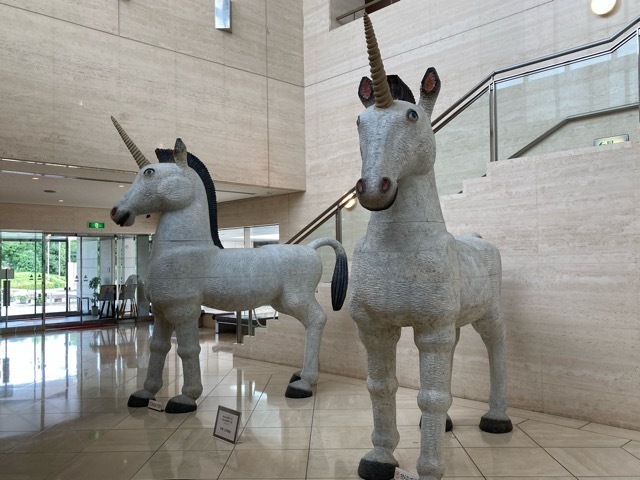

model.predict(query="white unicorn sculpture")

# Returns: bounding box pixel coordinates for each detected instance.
[349,14,512,480]
[110,118,348,413]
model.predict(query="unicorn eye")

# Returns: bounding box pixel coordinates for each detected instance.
[143,167,155,176]
[407,110,419,122]
[356,116,360,127]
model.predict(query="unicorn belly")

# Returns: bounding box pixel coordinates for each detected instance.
[349,246,460,328]
[349,240,493,328]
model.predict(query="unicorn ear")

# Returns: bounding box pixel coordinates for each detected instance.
[358,77,375,108]
[173,138,188,168]
[418,67,441,118]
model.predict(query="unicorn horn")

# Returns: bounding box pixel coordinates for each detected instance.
[111,116,151,168]
[363,13,393,109]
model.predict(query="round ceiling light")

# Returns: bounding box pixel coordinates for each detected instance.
[591,0,617,15]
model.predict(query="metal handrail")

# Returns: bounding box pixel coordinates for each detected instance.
[433,15,640,132]
[508,103,639,159]
[286,188,356,244]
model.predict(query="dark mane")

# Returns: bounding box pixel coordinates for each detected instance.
[155,148,224,249]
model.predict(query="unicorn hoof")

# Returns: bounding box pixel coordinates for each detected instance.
[128,390,154,408]
[289,370,302,383]
[479,414,513,433]
[358,458,398,480]
[285,378,313,398]
[165,395,197,414]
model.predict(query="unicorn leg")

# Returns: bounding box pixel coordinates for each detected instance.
[472,313,512,433]
[357,324,402,480]
[128,316,173,407]
[414,323,455,480]
[165,319,203,414]
[446,327,460,431]
[420,327,458,431]
[285,299,327,398]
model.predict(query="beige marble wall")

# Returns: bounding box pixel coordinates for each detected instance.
[237,139,640,429]
[0,0,304,191]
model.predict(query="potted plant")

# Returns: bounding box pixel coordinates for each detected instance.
[89,276,100,316]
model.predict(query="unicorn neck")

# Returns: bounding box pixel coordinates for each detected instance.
[370,170,447,229]
[154,186,213,245]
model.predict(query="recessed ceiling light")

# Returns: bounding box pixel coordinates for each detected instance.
[591,0,616,15]
[58,199,64,203]
[118,184,125,188]
[32,177,39,180]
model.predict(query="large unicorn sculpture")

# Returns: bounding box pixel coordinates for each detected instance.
[349,14,512,480]
[110,117,348,413]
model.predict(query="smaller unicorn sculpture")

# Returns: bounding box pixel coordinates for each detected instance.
[349,14,512,480]
[110,117,348,413]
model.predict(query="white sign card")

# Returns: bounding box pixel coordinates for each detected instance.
[394,467,419,480]
[147,399,164,412]
[213,406,241,443]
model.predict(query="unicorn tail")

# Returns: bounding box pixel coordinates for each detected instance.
[306,238,349,311]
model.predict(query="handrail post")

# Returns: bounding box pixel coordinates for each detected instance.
[489,79,498,162]
[637,28,640,123]
[336,209,343,243]
[235,311,243,344]
[248,309,254,337]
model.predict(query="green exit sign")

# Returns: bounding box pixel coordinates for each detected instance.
[594,134,629,146]
[88,222,105,229]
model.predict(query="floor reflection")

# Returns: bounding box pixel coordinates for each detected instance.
[1,324,640,479]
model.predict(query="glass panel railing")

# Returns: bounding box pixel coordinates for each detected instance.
[434,88,491,195]
[497,33,638,160]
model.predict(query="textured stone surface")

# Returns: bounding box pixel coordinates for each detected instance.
[346,17,510,479]
[111,136,348,408]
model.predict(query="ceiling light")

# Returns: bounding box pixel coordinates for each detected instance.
[591,0,616,15]
[32,177,39,180]
[58,199,64,203]
[118,184,125,188]
[344,197,357,209]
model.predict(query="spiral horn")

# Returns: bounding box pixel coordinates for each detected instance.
[111,116,151,168]
[363,13,393,109]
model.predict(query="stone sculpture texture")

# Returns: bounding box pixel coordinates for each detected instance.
[110,118,348,413]
[348,14,512,480]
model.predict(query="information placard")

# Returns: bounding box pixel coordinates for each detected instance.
[394,467,419,480]
[213,406,241,444]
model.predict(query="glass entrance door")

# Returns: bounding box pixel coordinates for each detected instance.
[44,235,75,317]
[0,232,45,323]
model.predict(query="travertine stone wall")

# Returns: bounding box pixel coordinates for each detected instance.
[0,0,304,189]
[221,0,638,239]
[237,139,640,429]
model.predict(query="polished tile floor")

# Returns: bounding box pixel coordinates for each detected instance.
[1,324,640,479]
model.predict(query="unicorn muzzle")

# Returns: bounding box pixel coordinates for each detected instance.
[355,176,398,211]
[111,206,135,227]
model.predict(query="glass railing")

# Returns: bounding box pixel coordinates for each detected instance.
[288,16,640,252]
[496,32,638,161]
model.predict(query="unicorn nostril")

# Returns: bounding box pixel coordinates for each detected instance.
[356,179,365,195]
[380,177,391,193]
[110,207,118,218]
